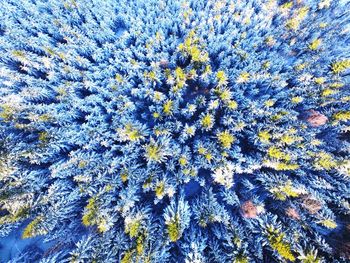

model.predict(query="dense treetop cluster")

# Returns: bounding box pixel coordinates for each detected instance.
[0,0,349,262]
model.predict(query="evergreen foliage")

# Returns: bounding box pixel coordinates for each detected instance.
[0,0,350,262]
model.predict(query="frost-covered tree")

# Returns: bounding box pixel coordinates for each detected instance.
[0,0,350,262]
